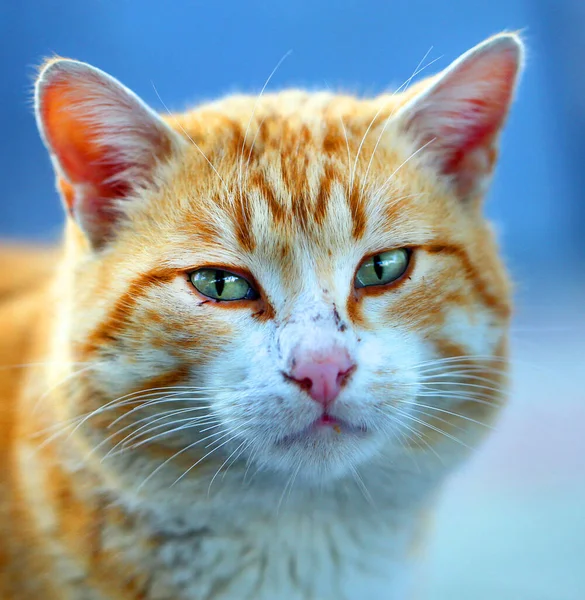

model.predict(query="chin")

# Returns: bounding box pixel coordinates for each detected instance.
[248,422,386,486]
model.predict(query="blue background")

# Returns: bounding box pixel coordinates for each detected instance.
[1,0,584,289]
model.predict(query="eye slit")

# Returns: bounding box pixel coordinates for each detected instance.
[355,248,410,289]
[373,254,383,280]
[214,269,225,297]
[189,269,259,302]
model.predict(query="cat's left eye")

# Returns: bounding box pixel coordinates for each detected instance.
[355,249,410,289]
[190,269,259,301]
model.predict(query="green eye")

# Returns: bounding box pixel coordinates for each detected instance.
[355,249,410,289]
[190,269,259,301]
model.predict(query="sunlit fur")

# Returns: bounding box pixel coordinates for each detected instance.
[0,34,522,599]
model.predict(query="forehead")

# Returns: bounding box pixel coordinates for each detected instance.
[155,90,454,261]
[108,92,511,329]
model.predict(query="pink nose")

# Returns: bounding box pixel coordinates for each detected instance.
[289,348,355,406]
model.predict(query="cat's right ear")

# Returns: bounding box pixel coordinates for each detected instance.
[35,58,185,249]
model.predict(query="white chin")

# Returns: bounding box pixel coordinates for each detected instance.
[251,427,380,485]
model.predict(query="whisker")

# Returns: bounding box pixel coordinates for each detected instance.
[108,404,210,434]
[86,384,222,418]
[396,400,495,430]
[32,363,96,415]
[171,423,250,487]
[396,379,505,396]
[376,138,436,196]
[221,440,251,481]
[277,461,302,514]
[349,465,375,507]
[78,382,231,427]
[415,355,513,368]
[208,439,249,494]
[244,114,268,174]
[393,426,423,473]
[36,388,222,446]
[106,393,213,428]
[65,391,210,441]
[391,406,475,452]
[36,420,82,449]
[123,420,230,463]
[410,407,473,435]
[243,446,261,485]
[237,50,292,192]
[109,417,229,457]
[419,381,503,394]
[415,391,502,406]
[360,49,442,196]
[152,83,230,196]
[352,50,437,193]
[339,117,352,196]
[373,406,441,462]
[0,360,91,372]
[351,105,385,191]
[418,364,510,376]
[419,369,508,386]
[35,392,197,438]
[138,422,246,490]
[101,410,217,457]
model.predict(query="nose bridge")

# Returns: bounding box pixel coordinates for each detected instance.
[277,294,350,367]
[277,294,356,407]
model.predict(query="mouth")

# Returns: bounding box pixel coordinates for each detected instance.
[316,413,342,430]
[276,413,368,447]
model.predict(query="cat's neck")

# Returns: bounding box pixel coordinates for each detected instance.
[137,495,425,600]
[116,475,430,600]
[18,422,432,599]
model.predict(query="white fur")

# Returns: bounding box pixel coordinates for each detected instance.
[33,37,520,599]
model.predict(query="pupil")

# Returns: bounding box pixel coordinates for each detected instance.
[373,255,384,280]
[215,270,225,297]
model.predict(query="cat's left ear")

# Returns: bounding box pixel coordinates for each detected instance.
[35,58,185,249]
[393,33,524,200]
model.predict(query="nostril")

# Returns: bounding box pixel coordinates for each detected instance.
[336,365,356,387]
[296,377,313,392]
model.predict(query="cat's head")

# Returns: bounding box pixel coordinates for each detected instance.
[35,34,522,494]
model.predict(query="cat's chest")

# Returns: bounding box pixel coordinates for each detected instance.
[136,509,416,600]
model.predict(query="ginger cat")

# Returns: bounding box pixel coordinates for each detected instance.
[0,33,523,599]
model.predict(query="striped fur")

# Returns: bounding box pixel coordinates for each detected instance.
[0,33,522,599]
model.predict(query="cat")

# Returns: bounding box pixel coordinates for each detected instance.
[0,32,523,599]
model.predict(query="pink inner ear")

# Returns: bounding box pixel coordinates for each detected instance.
[36,60,177,247]
[401,38,521,197]
[442,100,501,176]
[444,55,518,174]
[40,80,134,213]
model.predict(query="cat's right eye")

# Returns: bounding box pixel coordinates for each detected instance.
[189,269,259,302]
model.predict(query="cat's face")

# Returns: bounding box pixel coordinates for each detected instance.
[37,34,521,491]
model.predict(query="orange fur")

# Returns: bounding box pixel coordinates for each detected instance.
[0,34,522,599]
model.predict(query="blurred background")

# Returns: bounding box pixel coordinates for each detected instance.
[1,1,583,598]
